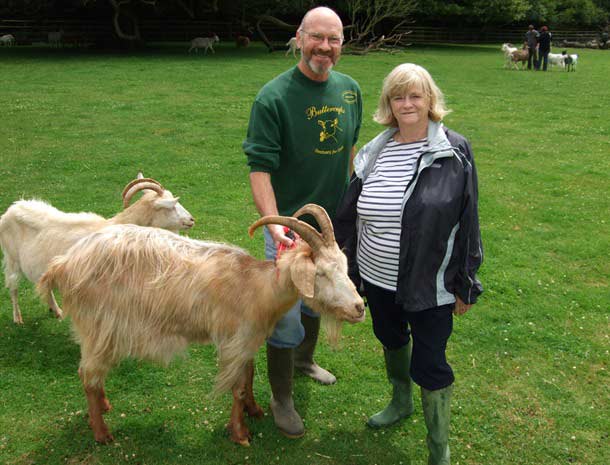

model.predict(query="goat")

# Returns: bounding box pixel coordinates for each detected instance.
[0,175,194,325]
[501,43,517,68]
[548,52,566,69]
[285,37,298,58]
[37,204,365,446]
[189,35,219,54]
[562,51,578,72]
[0,34,15,47]
[236,35,250,48]
[509,43,529,70]
[48,30,63,48]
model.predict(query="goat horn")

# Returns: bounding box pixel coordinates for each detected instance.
[248,216,324,251]
[291,204,335,246]
[122,178,165,209]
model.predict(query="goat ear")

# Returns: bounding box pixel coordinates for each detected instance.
[290,254,315,299]
[154,198,178,209]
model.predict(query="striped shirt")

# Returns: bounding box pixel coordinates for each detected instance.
[356,137,427,291]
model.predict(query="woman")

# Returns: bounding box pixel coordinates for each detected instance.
[537,26,552,71]
[335,63,483,465]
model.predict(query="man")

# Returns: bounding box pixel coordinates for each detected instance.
[525,24,539,70]
[243,6,362,438]
[537,26,552,71]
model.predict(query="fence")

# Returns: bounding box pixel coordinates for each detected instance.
[0,19,602,46]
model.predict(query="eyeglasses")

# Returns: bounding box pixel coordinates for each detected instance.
[300,30,343,47]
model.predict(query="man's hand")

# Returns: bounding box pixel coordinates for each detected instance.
[453,296,473,316]
[268,224,295,248]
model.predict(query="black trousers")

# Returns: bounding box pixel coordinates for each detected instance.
[363,279,455,391]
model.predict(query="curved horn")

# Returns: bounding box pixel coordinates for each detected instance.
[248,215,324,252]
[292,203,335,246]
[122,178,165,209]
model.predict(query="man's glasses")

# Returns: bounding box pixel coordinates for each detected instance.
[300,30,343,47]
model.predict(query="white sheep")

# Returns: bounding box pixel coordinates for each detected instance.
[285,36,298,57]
[189,35,219,54]
[501,42,517,68]
[48,30,63,48]
[0,34,15,47]
[37,204,365,446]
[0,175,194,324]
[548,53,566,69]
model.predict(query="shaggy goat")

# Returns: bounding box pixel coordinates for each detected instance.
[0,175,194,324]
[189,35,219,54]
[37,204,365,446]
[501,42,517,68]
[285,37,298,57]
[510,43,529,70]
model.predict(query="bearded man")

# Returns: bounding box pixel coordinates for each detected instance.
[243,6,363,438]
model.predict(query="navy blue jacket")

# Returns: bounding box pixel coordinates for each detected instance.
[334,122,483,312]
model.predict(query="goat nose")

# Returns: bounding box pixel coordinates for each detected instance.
[356,301,365,317]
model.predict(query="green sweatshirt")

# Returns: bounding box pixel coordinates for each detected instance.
[243,66,362,219]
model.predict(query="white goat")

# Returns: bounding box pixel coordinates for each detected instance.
[286,36,298,57]
[48,30,63,48]
[0,34,15,47]
[189,35,219,54]
[0,175,194,325]
[548,53,566,69]
[501,42,517,68]
[37,204,365,446]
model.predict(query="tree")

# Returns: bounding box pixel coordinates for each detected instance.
[342,0,417,53]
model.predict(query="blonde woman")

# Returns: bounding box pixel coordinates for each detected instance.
[335,63,483,465]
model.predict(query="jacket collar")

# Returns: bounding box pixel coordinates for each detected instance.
[354,121,453,180]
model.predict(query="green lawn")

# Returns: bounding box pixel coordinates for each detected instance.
[0,42,608,465]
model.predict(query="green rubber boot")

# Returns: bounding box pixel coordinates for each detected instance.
[421,385,453,465]
[267,344,305,438]
[294,313,337,385]
[367,342,414,428]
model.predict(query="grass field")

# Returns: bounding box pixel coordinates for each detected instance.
[0,42,608,465]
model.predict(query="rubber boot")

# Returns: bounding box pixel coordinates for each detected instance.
[266,343,305,438]
[294,313,337,385]
[421,385,453,465]
[367,342,414,428]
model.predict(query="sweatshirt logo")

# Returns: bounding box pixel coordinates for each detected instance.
[342,90,357,104]
[317,118,343,143]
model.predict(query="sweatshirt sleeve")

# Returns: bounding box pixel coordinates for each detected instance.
[243,99,281,173]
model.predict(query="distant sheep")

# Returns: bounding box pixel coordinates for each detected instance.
[286,37,298,58]
[189,35,219,54]
[0,34,15,47]
[37,204,365,446]
[548,53,566,69]
[48,30,63,47]
[0,174,194,324]
[562,51,578,72]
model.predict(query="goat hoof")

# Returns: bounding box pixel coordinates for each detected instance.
[94,431,114,444]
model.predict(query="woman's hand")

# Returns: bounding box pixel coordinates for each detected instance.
[453,296,473,316]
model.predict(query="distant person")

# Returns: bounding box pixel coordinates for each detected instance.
[525,24,539,70]
[600,26,609,49]
[537,26,552,71]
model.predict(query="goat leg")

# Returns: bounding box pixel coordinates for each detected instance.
[84,384,114,443]
[243,360,264,418]
[49,290,64,320]
[10,288,24,325]
[227,373,252,446]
